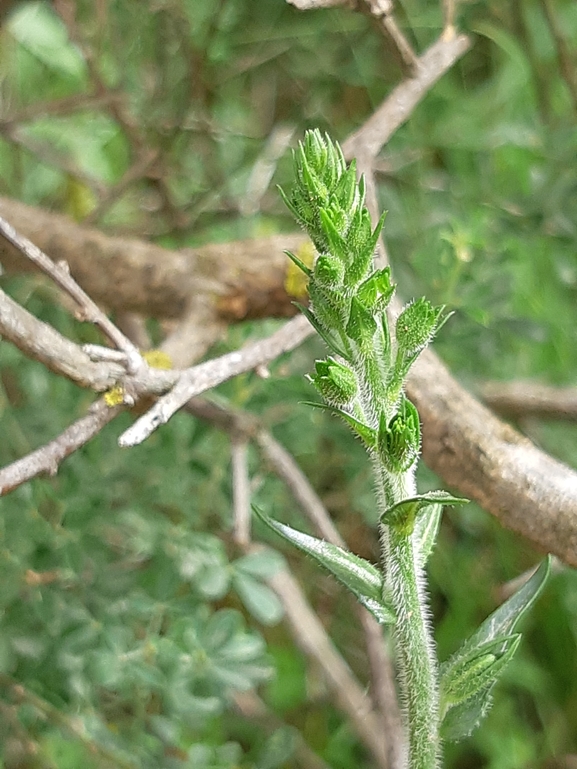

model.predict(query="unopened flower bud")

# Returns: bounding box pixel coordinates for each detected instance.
[311,357,358,405]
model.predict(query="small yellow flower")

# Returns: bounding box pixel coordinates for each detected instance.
[104,385,125,407]
[142,350,173,370]
[284,241,315,299]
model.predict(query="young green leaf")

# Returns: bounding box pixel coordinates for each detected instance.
[294,303,349,360]
[440,686,493,742]
[380,491,468,536]
[439,557,550,741]
[440,634,521,717]
[284,249,312,277]
[395,298,446,358]
[254,508,395,625]
[413,502,443,565]
[309,357,358,405]
[457,556,550,656]
[300,401,377,449]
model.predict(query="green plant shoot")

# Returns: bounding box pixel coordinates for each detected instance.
[259,130,550,769]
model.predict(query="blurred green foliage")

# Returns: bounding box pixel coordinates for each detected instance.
[1,0,577,767]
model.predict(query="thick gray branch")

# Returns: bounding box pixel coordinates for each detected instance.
[408,352,577,567]
[0,286,122,390]
[481,380,577,421]
[342,33,471,162]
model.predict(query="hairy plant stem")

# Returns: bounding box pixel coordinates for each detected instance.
[378,467,440,769]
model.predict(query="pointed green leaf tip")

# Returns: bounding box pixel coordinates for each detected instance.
[300,400,377,449]
[380,491,468,536]
[310,357,357,405]
[440,556,550,741]
[254,507,395,625]
[396,298,446,358]
[440,634,521,715]
[378,396,421,473]
[357,266,395,312]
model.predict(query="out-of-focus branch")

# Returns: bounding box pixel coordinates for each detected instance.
[361,0,418,74]
[342,33,471,164]
[286,0,352,8]
[408,351,577,567]
[540,0,577,115]
[263,560,390,769]
[0,196,304,322]
[0,286,123,390]
[231,437,251,546]
[481,381,577,421]
[0,400,120,497]
[232,692,332,769]
[0,674,137,769]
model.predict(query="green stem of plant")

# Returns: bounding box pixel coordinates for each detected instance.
[378,468,440,769]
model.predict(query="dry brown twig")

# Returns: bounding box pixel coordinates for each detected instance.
[117,314,313,447]
[481,381,577,422]
[361,0,419,74]
[0,216,140,363]
[342,32,471,164]
[0,286,124,391]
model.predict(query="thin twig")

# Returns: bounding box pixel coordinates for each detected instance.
[118,315,313,447]
[0,216,140,365]
[0,399,120,496]
[285,0,351,8]
[0,91,116,126]
[0,286,124,391]
[442,0,457,36]
[231,437,251,546]
[255,430,348,545]
[261,558,389,769]
[540,0,577,115]
[0,124,106,195]
[83,148,160,225]
[362,0,418,74]
[342,33,471,163]
[0,674,137,769]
